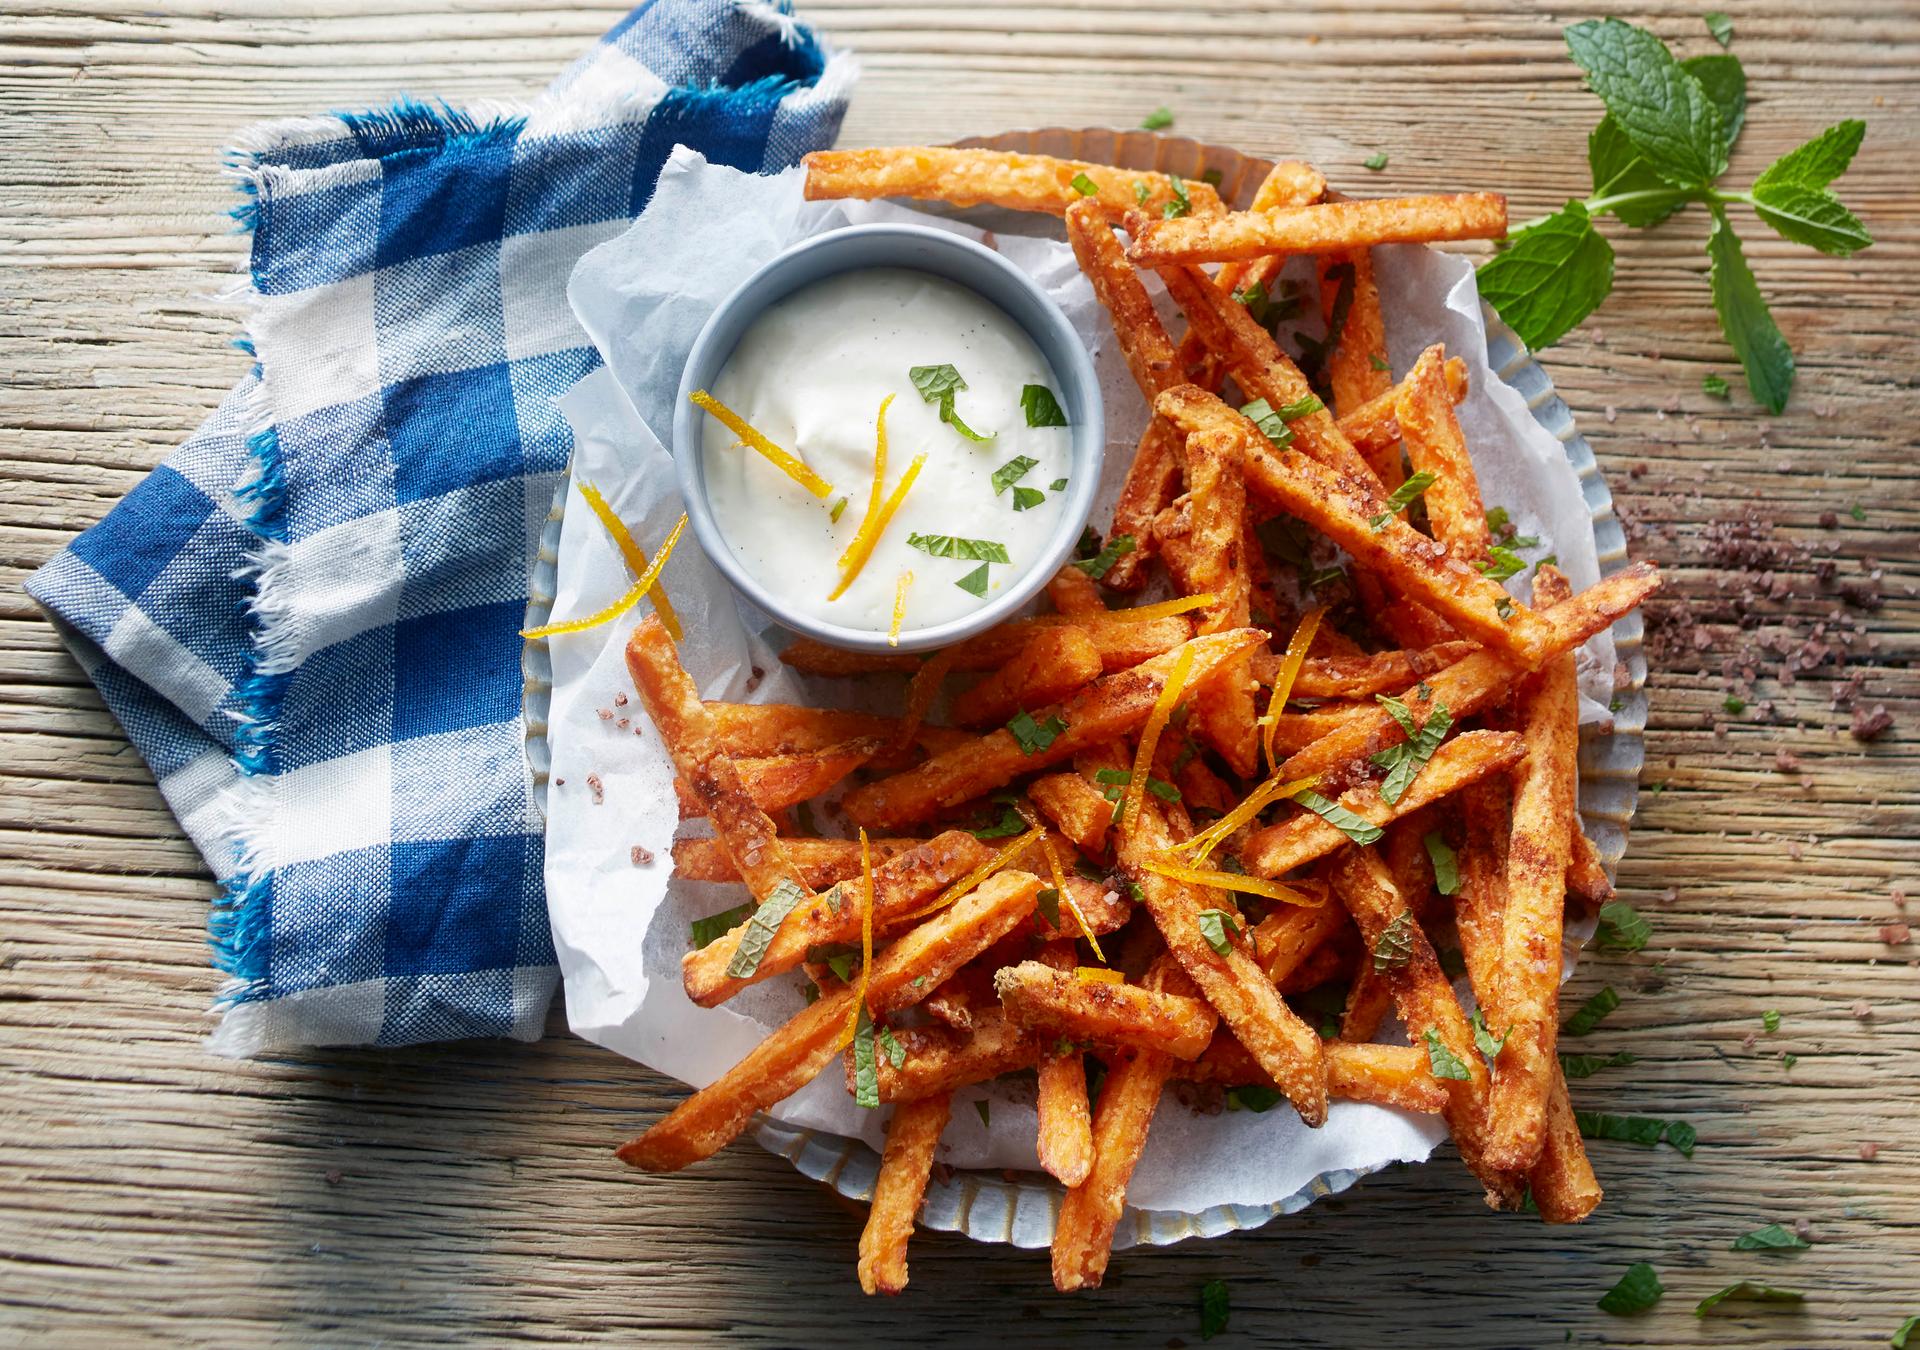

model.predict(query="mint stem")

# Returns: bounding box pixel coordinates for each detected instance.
[1514,186,1736,236]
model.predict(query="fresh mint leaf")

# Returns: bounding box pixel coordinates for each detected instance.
[1036,887,1061,930]
[851,1004,880,1107]
[1363,151,1388,171]
[1596,900,1652,952]
[1762,1008,1781,1032]
[1199,1279,1230,1340]
[1892,1314,1919,1348]
[1683,53,1747,147]
[1008,709,1068,756]
[1479,201,1615,350]
[1754,119,1866,193]
[1565,18,1728,187]
[690,902,754,951]
[969,805,1025,841]
[1750,180,1873,257]
[1294,789,1385,846]
[1424,831,1460,896]
[1562,986,1621,1036]
[1072,532,1134,580]
[1478,544,1528,582]
[1239,397,1294,447]
[1703,373,1731,398]
[878,1023,907,1070]
[1471,1009,1510,1059]
[1274,393,1325,420]
[1577,1110,1696,1156]
[1696,1282,1804,1317]
[909,363,993,442]
[1225,1084,1283,1113]
[956,562,990,597]
[828,495,849,523]
[1369,470,1437,530]
[974,1098,991,1128]
[1142,107,1173,131]
[1425,1029,1472,1080]
[1560,1049,1637,1078]
[1163,174,1192,219]
[1011,486,1046,511]
[1069,171,1099,198]
[1734,1222,1811,1252]
[1370,352,1391,372]
[908,533,1010,563]
[1588,116,1687,227]
[1196,908,1240,956]
[1707,207,1795,413]
[724,879,810,978]
[1599,1262,1665,1314]
[990,455,1039,495]
[1146,776,1181,802]
[1021,384,1069,427]
[1049,477,1067,491]
[1372,910,1416,973]
[1132,179,1151,205]
[1705,12,1733,47]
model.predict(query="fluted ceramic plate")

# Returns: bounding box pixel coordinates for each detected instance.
[522,129,1647,1253]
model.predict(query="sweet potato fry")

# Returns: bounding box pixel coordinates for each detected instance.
[672,835,923,887]
[1172,159,1328,376]
[1567,820,1615,907]
[1173,754,1237,816]
[1036,875,1135,941]
[1249,899,1350,986]
[864,1007,1043,1103]
[1255,640,1482,700]
[842,628,1267,833]
[781,611,1191,676]
[950,625,1103,728]
[1184,1034,1447,1115]
[1276,562,1662,786]
[1240,730,1525,878]
[1265,704,1376,758]
[1178,426,1259,778]
[1029,772,1113,859]
[1328,848,1523,1209]
[858,1091,950,1296]
[674,738,883,818]
[803,146,1221,223]
[1531,1071,1604,1223]
[996,960,1219,1060]
[1052,1040,1171,1292]
[1047,565,1107,617]
[622,869,1043,1171]
[1317,248,1392,422]
[1398,345,1491,558]
[1128,192,1508,266]
[705,701,969,770]
[1122,797,1328,1125]
[1340,961,1394,1042]
[1485,566,1580,1172]
[1100,422,1183,593]
[682,831,993,1007]
[1031,941,1094,1187]
[1155,385,1555,661]
[1336,356,1469,461]
[627,616,812,903]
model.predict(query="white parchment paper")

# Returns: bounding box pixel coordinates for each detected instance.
[541,148,1609,1212]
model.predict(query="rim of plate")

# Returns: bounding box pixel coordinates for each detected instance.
[519,128,1648,1253]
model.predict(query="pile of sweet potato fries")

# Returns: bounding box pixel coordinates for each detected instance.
[616,146,1659,1294]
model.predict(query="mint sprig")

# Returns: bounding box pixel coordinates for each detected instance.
[1478,18,1871,413]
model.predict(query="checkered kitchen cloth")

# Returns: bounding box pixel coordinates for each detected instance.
[25,0,853,1054]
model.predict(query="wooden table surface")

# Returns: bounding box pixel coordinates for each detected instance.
[3,2,1916,1344]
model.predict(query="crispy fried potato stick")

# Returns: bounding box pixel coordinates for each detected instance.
[1318,247,1393,424]
[1336,356,1469,460]
[858,1091,951,1296]
[863,1006,1044,1103]
[1567,820,1615,907]
[1485,565,1580,1171]
[682,831,993,1007]
[1123,797,1328,1124]
[1047,564,1108,617]
[1156,385,1555,661]
[620,869,1041,1172]
[1241,730,1525,878]
[1329,848,1524,1209]
[1180,426,1260,778]
[1340,961,1395,1043]
[1254,640,1482,700]
[1029,771,1115,859]
[780,612,1191,676]
[1183,1034,1447,1115]
[1155,262,1382,489]
[627,616,813,904]
[804,146,1223,223]
[1397,346,1491,558]
[950,625,1103,728]
[1032,941,1094,1187]
[672,835,925,887]
[1531,1072,1605,1223]
[1264,704,1377,759]
[996,960,1219,1060]
[674,738,883,818]
[704,701,970,767]
[841,629,1266,833]
[1249,891,1351,985]
[1128,192,1508,266]
[1275,563,1662,787]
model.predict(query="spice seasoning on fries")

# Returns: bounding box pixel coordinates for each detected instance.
[612,144,1660,1293]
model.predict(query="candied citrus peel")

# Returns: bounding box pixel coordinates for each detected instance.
[1139,858,1326,908]
[1171,770,1322,866]
[832,396,924,601]
[904,825,1040,923]
[690,389,835,500]
[888,569,913,647]
[1122,643,1195,838]
[1259,604,1324,771]
[1024,812,1105,964]
[1074,967,1124,985]
[576,481,683,641]
[522,511,688,639]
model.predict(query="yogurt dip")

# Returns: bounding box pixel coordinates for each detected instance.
[699,267,1074,637]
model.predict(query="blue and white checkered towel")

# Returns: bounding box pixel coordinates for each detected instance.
[25,0,853,1054]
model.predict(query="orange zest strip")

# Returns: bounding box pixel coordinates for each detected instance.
[1140,858,1328,908]
[888,570,913,647]
[830,452,927,601]
[902,825,1041,924]
[690,389,835,500]
[1032,593,1217,628]
[893,648,955,757]
[839,829,878,1051]
[1259,605,1325,771]
[1036,823,1105,965]
[577,482,683,641]
[864,394,894,525]
[1074,966,1124,985]
[1172,771,1323,866]
[1122,643,1195,839]
[522,512,688,639]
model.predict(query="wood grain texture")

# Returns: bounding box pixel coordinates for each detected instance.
[2,1,1916,1344]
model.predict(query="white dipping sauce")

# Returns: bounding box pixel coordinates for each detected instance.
[701,267,1071,635]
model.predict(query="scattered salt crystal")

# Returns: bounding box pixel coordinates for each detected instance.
[586,773,604,805]
[631,845,654,866]
[613,691,628,706]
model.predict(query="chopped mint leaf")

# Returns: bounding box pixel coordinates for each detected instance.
[909,362,994,442]
[990,455,1039,495]
[1163,174,1192,219]
[1142,107,1173,131]
[877,1022,906,1070]
[1576,1110,1696,1157]
[956,562,990,597]
[1196,908,1240,956]
[1200,167,1224,188]
[1559,1049,1637,1078]
[1562,986,1621,1037]
[1036,887,1061,930]
[1372,910,1415,973]
[1011,486,1046,511]
[724,879,809,978]
[690,902,754,951]
[1132,179,1150,205]
[1705,12,1733,47]
[1049,477,1068,491]
[1696,1282,1804,1317]
[907,533,1010,563]
[1199,1278,1230,1340]
[1733,1222,1811,1252]
[1021,384,1068,427]
[852,1004,880,1107]
[1702,372,1731,399]
[1072,531,1135,580]
[1424,831,1460,896]
[1224,1084,1282,1113]
[1598,1262,1664,1315]
[969,804,1025,840]
[1294,789,1385,845]
[974,1098,991,1128]
[1363,151,1389,171]
[1478,544,1528,582]
[1471,1009,1510,1059]
[1239,397,1294,447]
[1369,470,1438,530]
[1762,1008,1781,1032]
[1370,352,1392,372]
[1069,171,1099,197]
[1596,900,1652,952]
[1425,1029,1472,1080]
[1008,709,1069,756]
